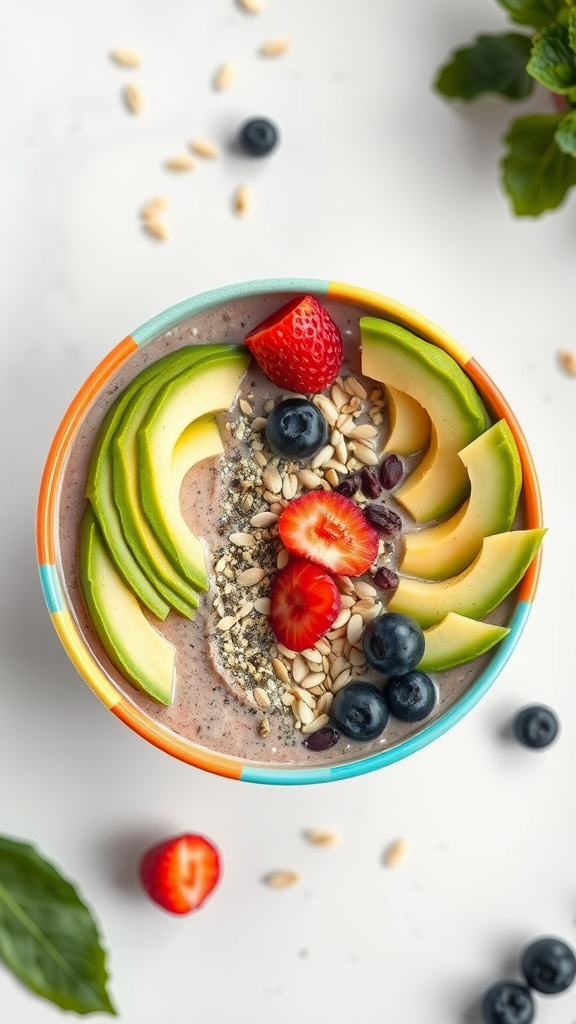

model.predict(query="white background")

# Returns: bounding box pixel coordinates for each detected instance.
[1,0,575,1021]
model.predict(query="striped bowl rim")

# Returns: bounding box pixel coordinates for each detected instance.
[36,278,544,785]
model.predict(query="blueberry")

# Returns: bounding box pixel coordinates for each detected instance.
[384,671,437,722]
[362,613,425,676]
[481,981,535,1024]
[521,936,576,994]
[238,117,279,157]
[265,398,328,460]
[513,705,559,749]
[332,682,389,741]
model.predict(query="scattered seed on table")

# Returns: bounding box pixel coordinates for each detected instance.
[213,61,237,91]
[143,219,169,241]
[383,837,409,868]
[259,37,291,57]
[140,196,169,221]
[263,870,300,888]
[123,82,144,114]
[304,828,341,847]
[164,154,197,171]
[110,48,142,67]
[190,138,220,158]
[558,349,576,376]
[237,0,264,11]
[234,184,252,215]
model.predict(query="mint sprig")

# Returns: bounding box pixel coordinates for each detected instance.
[0,837,116,1016]
[435,0,576,216]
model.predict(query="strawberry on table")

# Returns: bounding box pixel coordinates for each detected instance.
[270,559,341,652]
[278,492,379,577]
[244,294,342,393]
[139,833,220,915]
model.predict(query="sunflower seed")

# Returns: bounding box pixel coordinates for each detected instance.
[251,416,267,432]
[165,154,196,171]
[143,218,169,241]
[324,468,339,488]
[254,687,271,708]
[239,398,254,416]
[263,465,282,493]
[312,395,339,425]
[383,838,409,868]
[110,47,142,67]
[343,377,368,399]
[190,138,220,158]
[234,184,251,215]
[300,714,331,736]
[272,658,290,685]
[264,870,300,888]
[217,615,237,631]
[353,580,378,599]
[229,532,255,547]
[260,37,291,57]
[123,82,143,114]
[329,656,350,681]
[291,655,308,683]
[300,672,326,690]
[276,642,297,659]
[331,383,348,409]
[310,445,335,470]
[331,669,352,694]
[349,423,378,440]
[140,196,169,221]
[282,473,298,500]
[331,607,351,630]
[316,692,334,716]
[237,601,254,619]
[304,826,341,845]
[346,613,364,646]
[254,597,271,615]
[559,349,576,376]
[213,60,237,91]
[237,567,266,586]
[281,692,295,706]
[276,548,289,569]
[298,469,325,490]
[238,0,264,11]
[297,700,315,725]
[349,444,379,467]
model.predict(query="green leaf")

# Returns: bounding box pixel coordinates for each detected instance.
[527,23,576,92]
[555,108,576,153]
[435,33,534,100]
[569,5,576,50]
[497,0,568,29]
[0,837,116,1016]
[501,112,576,213]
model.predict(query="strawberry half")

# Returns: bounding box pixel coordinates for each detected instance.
[278,492,379,577]
[244,294,342,393]
[270,559,341,652]
[139,834,220,915]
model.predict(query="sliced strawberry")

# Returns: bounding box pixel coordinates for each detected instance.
[139,834,220,915]
[278,492,379,577]
[270,559,341,652]
[244,294,342,393]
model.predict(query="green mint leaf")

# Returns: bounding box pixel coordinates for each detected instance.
[0,837,116,1016]
[569,5,576,51]
[501,112,576,214]
[555,109,576,153]
[496,0,568,29]
[527,23,576,92]
[435,33,534,100]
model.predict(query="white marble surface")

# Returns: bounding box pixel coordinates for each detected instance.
[1,0,576,1021]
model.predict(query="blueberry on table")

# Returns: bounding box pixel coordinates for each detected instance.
[521,936,576,994]
[238,117,279,156]
[513,705,559,749]
[384,670,437,722]
[265,398,328,460]
[332,682,389,741]
[362,613,425,676]
[481,980,535,1024]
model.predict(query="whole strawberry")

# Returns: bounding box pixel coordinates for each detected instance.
[244,294,342,393]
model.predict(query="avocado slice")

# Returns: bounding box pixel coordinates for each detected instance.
[137,349,251,588]
[388,528,545,628]
[79,507,176,705]
[417,612,510,672]
[383,384,431,456]
[401,420,522,580]
[361,318,489,522]
[111,346,246,609]
[86,346,207,619]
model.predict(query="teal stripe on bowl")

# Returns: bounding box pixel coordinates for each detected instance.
[39,564,65,614]
[241,600,533,785]
[131,278,330,346]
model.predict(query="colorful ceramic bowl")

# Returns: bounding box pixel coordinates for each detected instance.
[36,279,543,784]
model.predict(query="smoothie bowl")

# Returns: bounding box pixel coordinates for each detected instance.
[36,279,544,784]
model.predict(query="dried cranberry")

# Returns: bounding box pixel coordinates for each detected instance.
[360,467,382,499]
[335,474,361,499]
[380,454,403,490]
[302,726,340,751]
[364,503,403,535]
[373,566,399,590]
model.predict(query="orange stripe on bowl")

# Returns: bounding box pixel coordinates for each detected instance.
[36,336,137,564]
[327,281,473,365]
[110,700,244,780]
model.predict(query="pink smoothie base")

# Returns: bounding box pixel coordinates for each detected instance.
[36,278,544,785]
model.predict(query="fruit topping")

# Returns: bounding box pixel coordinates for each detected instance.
[278,491,379,576]
[265,398,328,460]
[521,936,576,994]
[360,466,382,499]
[363,613,425,675]
[384,670,437,722]
[139,833,220,915]
[481,981,535,1024]
[238,117,279,156]
[244,294,343,393]
[302,726,341,751]
[513,705,559,749]
[373,566,399,591]
[334,473,362,499]
[269,558,341,652]
[332,682,389,741]
[379,453,403,489]
[363,503,403,535]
